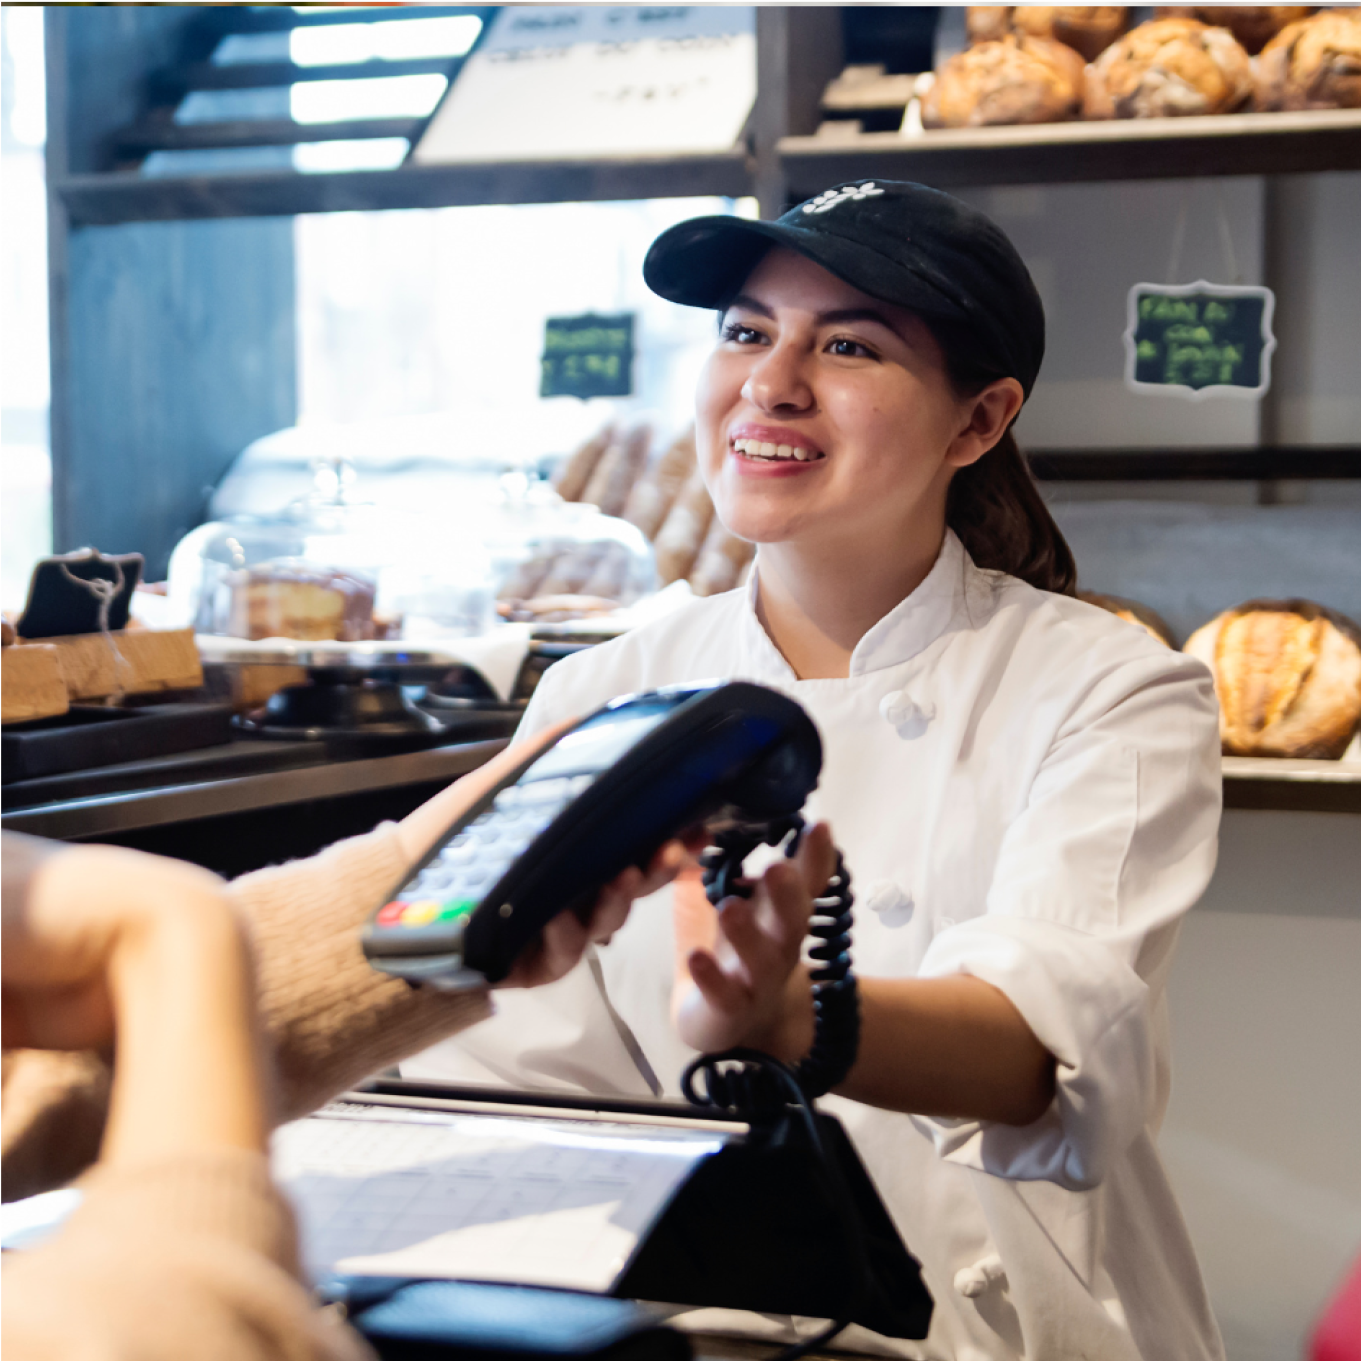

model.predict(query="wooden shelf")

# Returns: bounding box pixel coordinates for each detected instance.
[1025,446,1361,482]
[780,108,1361,191]
[1222,756,1361,815]
[56,152,755,225]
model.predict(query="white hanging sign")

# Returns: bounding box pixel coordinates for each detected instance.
[1123,280,1277,401]
[413,7,756,164]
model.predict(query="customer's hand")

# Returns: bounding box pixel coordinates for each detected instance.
[2,837,267,1165]
[2,840,236,1052]
[673,822,837,1059]
[398,722,704,992]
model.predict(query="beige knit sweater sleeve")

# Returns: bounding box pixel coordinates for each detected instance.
[2,1149,374,1361]
[1,823,492,1198]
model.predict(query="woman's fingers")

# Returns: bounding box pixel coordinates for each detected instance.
[686,947,751,1016]
[796,822,838,900]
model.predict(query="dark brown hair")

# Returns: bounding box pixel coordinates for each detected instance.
[929,322,1077,597]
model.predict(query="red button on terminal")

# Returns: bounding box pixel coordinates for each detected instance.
[377,901,407,926]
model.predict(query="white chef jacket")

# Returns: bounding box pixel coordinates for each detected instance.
[407,531,1226,1361]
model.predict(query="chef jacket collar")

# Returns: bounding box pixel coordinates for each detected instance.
[742,530,972,680]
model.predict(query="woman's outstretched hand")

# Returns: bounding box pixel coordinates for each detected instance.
[673,821,837,1059]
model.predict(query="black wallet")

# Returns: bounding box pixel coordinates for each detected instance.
[322,1277,692,1361]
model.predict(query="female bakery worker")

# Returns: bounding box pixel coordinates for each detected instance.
[413,181,1228,1361]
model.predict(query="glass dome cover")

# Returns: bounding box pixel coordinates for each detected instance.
[168,457,657,645]
[168,458,497,643]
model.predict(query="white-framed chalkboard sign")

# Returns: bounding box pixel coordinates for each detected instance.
[1123,280,1276,401]
[414,6,757,163]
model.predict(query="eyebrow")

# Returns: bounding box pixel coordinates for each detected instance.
[725,294,908,342]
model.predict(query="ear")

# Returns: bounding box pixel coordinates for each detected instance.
[944,378,1025,470]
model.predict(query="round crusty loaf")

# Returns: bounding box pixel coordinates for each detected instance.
[1255,8,1361,110]
[1078,591,1176,646]
[1183,599,1361,759]
[968,7,1129,62]
[926,34,1087,127]
[1084,17,1254,118]
[1156,7,1314,55]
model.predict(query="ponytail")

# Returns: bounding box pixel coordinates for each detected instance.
[928,320,1077,597]
[946,428,1076,596]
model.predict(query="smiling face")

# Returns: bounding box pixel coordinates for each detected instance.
[695,247,988,562]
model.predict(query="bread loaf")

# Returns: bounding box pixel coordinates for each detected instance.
[1156,7,1314,55]
[653,469,715,586]
[689,519,755,598]
[1183,599,1361,759]
[1255,8,1361,110]
[622,427,697,539]
[926,34,1087,127]
[581,423,652,518]
[1078,591,1176,645]
[1084,17,1253,118]
[552,423,614,503]
[967,7,1129,61]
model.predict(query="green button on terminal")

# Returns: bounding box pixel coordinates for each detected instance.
[438,899,478,922]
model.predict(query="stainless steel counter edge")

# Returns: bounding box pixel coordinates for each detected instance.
[0,739,510,840]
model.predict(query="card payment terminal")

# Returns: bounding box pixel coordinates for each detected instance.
[363,681,822,989]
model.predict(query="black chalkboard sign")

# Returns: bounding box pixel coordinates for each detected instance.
[1124,281,1275,398]
[541,312,635,399]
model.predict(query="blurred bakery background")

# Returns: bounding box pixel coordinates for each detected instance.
[1,7,1359,1359]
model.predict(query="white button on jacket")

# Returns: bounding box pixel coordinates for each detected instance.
[408,532,1225,1361]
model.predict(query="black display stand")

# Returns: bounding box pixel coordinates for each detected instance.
[358,1079,933,1343]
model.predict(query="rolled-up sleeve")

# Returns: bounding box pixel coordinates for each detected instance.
[913,653,1222,1191]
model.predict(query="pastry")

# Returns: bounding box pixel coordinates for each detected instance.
[581,423,652,518]
[1255,8,1361,110]
[1183,599,1361,759]
[1078,591,1176,645]
[925,34,1087,127]
[689,519,755,598]
[1157,7,1315,55]
[222,563,377,642]
[1084,17,1254,118]
[652,469,716,586]
[623,426,697,539]
[967,7,1129,61]
[552,423,614,503]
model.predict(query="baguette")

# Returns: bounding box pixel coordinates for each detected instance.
[623,427,697,539]
[689,519,755,597]
[653,470,715,586]
[582,423,652,518]
[553,423,614,503]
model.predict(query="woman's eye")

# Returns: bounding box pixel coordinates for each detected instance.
[721,322,766,345]
[827,337,875,359]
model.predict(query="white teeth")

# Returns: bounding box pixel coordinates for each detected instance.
[732,437,823,462]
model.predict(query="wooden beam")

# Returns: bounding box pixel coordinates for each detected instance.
[117,115,425,153]
[57,152,755,224]
[1026,446,1361,481]
[152,55,461,95]
[781,109,1361,192]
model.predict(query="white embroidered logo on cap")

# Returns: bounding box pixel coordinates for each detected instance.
[802,182,885,215]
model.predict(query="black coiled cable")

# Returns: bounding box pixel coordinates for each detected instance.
[686,813,860,1104]
[680,815,864,1360]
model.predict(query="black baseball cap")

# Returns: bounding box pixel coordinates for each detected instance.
[643,179,1046,397]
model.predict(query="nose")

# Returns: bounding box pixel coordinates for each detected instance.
[742,336,816,417]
